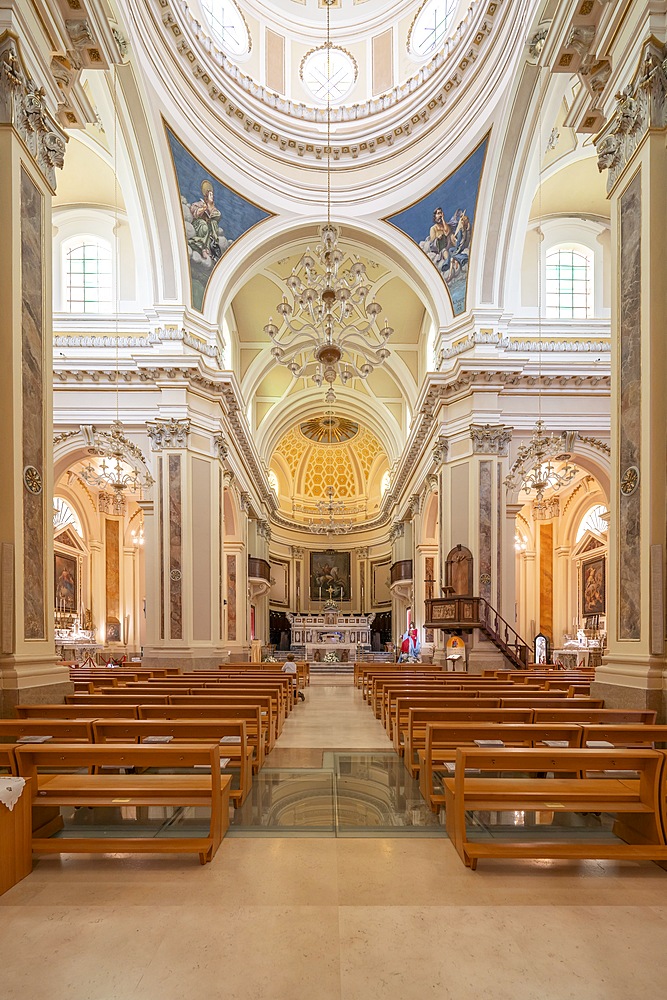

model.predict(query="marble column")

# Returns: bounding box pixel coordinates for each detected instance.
[0,33,70,714]
[593,39,667,718]
[142,419,226,670]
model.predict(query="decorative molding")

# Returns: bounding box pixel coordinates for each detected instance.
[240,491,252,514]
[98,490,126,516]
[146,417,190,451]
[533,496,560,520]
[0,32,68,191]
[576,432,610,455]
[409,494,421,518]
[389,521,405,542]
[157,0,499,163]
[213,431,228,461]
[431,434,449,468]
[355,546,369,559]
[257,519,272,541]
[290,546,304,559]
[54,328,221,361]
[596,40,667,191]
[470,423,512,456]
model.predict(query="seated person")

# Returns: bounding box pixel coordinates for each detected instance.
[282,654,305,701]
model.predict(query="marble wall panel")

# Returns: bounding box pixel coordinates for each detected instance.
[618,170,642,640]
[450,464,469,547]
[21,168,45,640]
[227,554,237,640]
[497,464,502,611]
[105,519,120,639]
[425,556,434,642]
[168,454,182,640]
[158,457,164,639]
[192,458,211,641]
[539,522,553,640]
[478,461,492,601]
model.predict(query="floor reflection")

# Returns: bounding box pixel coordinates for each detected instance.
[229,752,447,837]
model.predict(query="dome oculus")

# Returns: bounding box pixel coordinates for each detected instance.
[408,0,459,58]
[200,0,251,57]
[300,45,357,103]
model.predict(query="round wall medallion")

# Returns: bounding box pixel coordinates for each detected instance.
[620,466,640,496]
[170,568,182,582]
[23,465,43,495]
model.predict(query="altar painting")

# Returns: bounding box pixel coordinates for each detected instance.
[54,552,77,612]
[385,134,489,316]
[582,556,606,616]
[165,125,272,312]
[310,551,350,602]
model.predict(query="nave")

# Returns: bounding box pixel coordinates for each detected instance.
[3,676,667,1000]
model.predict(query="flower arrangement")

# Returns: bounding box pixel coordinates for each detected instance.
[263,655,278,662]
[323,651,340,663]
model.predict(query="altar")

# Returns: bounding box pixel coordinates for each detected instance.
[288,606,374,660]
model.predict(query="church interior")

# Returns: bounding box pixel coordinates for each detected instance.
[2,0,667,995]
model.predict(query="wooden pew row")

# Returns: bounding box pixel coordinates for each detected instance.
[0,720,94,743]
[15,743,230,864]
[91,719,253,806]
[0,746,18,773]
[138,705,267,773]
[418,722,585,810]
[404,708,535,776]
[65,692,279,753]
[390,698,505,750]
[372,678,541,719]
[443,747,667,869]
[16,703,268,773]
[354,662,442,688]
[417,717,666,812]
[381,685,559,729]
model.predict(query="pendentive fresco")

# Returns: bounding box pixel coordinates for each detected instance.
[385,134,489,317]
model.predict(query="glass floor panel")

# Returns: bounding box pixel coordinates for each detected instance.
[228,751,447,837]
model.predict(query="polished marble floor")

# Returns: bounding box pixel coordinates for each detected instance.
[2,678,667,1000]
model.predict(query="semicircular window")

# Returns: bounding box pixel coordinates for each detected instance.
[301,46,357,103]
[576,504,608,542]
[200,0,251,57]
[409,0,459,58]
[53,497,83,538]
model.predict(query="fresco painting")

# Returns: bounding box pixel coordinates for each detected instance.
[385,136,489,316]
[165,126,272,311]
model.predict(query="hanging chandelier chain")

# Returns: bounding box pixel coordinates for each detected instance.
[265,0,392,397]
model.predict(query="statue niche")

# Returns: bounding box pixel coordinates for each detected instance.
[445,545,474,597]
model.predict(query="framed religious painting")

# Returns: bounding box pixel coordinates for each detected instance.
[54,552,78,612]
[582,556,606,616]
[310,551,351,602]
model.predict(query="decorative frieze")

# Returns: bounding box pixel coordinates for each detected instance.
[470,423,513,456]
[0,33,68,191]
[146,417,190,451]
[596,40,667,191]
[533,496,560,520]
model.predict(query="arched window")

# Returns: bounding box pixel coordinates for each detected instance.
[409,0,459,58]
[576,504,607,542]
[268,469,279,495]
[63,238,112,313]
[53,497,83,537]
[381,470,391,495]
[545,245,593,319]
[200,0,250,57]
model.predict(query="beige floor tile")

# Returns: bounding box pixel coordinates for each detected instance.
[339,904,667,1000]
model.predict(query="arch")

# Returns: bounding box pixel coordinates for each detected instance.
[223,486,239,539]
[422,490,439,544]
[445,544,473,596]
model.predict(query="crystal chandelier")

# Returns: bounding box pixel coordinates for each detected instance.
[264,0,392,399]
[79,421,153,498]
[504,420,577,501]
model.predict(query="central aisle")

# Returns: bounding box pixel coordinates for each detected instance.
[271,676,391,751]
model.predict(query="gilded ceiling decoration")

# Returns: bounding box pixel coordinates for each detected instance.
[299,414,359,443]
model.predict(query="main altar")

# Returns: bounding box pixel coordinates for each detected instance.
[288,604,375,660]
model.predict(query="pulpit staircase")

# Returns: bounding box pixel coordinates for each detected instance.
[424,596,531,669]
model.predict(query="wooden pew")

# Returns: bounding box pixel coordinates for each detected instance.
[418,722,583,812]
[16,704,139,720]
[15,742,230,864]
[92,719,254,806]
[400,705,533,775]
[66,693,170,706]
[167,694,278,749]
[0,745,18,773]
[501,697,605,709]
[533,708,656,725]
[443,746,667,869]
[138,704,266,772]
[581,724,667,749]
[0,720,94,744]
[390,696,503,750]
